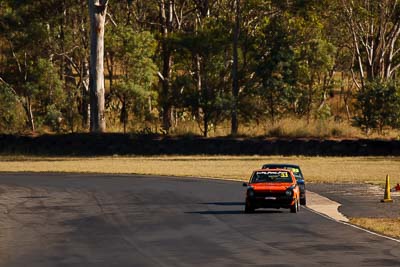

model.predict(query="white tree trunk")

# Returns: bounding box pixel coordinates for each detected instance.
[89,0,108,132]
[82,58,90,130]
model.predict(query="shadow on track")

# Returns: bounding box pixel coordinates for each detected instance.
[186,210,284,215]
[199,202,244,206]
[186,210,244,215]
[191,202,287,214]
[20,196,49,199]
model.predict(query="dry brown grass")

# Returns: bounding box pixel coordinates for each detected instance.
[350,218,400,239]
[0,156,399,185]
[262,118,363,139]
[167,118,400,139]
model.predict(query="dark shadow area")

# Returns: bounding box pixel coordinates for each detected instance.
[200,202,245,206]
[20,196,49,199]
[246,210,284,214]
[186,210,244,215]
[186,209,284,215]
[1,133,400,156]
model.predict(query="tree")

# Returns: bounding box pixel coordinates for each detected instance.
[354,80,400,133]
[296,39,336,122]
[231,0,240,135]
[106,27,157,133]
[0,81,24,133]
[0,0,65,132]
[89,0,108,132]
[253,1,337,124]
[154,0,198,133]
[27,58,64,132]
[57,0,92,131]
[158,0,174,133]
[177,21,232,137]
[254,10,298,123]
[229,0,274,130]
[2,0,399,137]
[341,0,400,86]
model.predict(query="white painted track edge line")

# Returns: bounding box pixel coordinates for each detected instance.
[304,206,400,243]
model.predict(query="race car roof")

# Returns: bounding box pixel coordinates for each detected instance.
[262,163,300,168]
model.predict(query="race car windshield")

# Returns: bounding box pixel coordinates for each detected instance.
[251,171,292,183]
[264,165,303,180]
[285,167,302,180]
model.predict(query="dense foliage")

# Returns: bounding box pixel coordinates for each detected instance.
[1,0,400,136]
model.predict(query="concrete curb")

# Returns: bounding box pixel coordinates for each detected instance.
[306,191,349,222]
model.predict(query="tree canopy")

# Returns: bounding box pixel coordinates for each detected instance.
[1,0,400,137]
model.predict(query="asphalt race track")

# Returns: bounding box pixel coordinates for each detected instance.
[0,173,399,266]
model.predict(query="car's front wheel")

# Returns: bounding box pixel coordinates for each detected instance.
[244,200,254,213]
[290,199,300,213]
[300,197,306,206]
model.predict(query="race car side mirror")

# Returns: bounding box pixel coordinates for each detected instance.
[242,183,248,187]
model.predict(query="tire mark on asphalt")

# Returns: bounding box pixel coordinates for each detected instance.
[89,191,171,267]
[195,203,318,266]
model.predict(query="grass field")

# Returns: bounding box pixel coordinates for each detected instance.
[0,155,399,185]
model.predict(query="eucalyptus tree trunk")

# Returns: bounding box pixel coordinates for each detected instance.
[89,0,108,132]
[24,96,35,132]
[80,0,90,130]
[193,0,211,137]
[231,0,240,135]
[82,58,91,129]
[159,0,174,133]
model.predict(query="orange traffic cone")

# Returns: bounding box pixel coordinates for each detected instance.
[381,175,393,203]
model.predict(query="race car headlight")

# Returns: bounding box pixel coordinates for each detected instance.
[247,188,255,197]
[285,189,293,197]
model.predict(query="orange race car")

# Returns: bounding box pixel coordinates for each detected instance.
[242,169,300,213]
